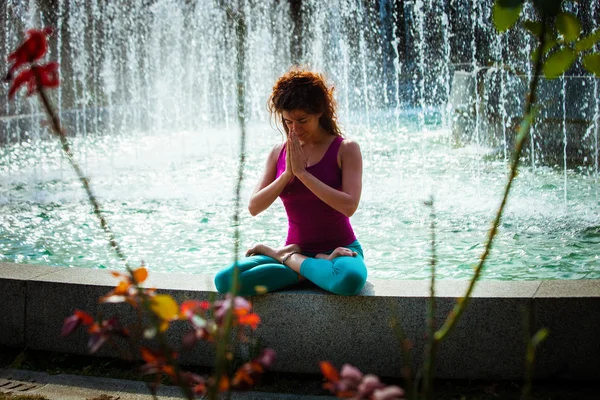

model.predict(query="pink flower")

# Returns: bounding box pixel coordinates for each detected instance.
[372,386,405,400]
[340,364,363,385]
[320,362,405,399]
[358,374,386,397]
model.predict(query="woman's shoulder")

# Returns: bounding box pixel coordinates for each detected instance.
[265,142,286,165]
[268,142,285,157]
[338,137,361,155]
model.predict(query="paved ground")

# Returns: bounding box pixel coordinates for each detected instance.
[0,368,335,400]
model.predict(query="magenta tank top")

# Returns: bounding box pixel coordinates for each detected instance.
[276,136,356,253]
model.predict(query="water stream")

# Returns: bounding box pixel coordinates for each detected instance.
[1,0,599,279]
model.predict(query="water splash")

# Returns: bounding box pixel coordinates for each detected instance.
[0,1,598,175]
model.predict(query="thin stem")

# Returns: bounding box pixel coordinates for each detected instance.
[423,197,437,400]
[34,69,196,398]
[35,80,130,270]
[390,317,415,399]
[434,22,547,342]
[209,6,247,399]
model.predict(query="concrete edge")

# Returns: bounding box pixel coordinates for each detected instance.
[1,262,599,380]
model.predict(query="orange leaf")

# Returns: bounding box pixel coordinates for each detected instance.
[320,361,339,383]
[125,297,139,308]
[234,307,249,317]
[232,368,255,387]
[238,313,261,329]
[132,267,148,284]
[162,365,175,378]
[180,300,208,317]
[140,347,157,363]
[74,310,94,325]
[218,375,230,392]
[113,280,130,295]
[159,320,170,333]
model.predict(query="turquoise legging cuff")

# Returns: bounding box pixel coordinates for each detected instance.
[214,240,367,296]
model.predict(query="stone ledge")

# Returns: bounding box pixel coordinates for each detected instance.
[1,262,598,380]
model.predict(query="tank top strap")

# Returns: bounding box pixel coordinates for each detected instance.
[322,136,343,164]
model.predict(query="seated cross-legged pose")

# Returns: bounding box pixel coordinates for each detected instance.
[215,68,367,296]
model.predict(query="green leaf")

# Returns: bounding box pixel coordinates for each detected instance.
[543,47,577,79]
[531,328,549,347]
[524,20,543,37]
[531,33,558,64]
[531,48,540,63]
[574,30,600,52]
[556,12,581,42]
[583,53,600,77]
[543,36,558,54]
[493,2,523,33]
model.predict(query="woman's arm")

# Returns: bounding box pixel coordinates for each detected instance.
[294,138,363,217]
[248,144,292,216]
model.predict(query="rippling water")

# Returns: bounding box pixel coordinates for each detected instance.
[1,116,599,280]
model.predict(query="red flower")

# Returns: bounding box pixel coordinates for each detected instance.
[86,317,128,353]
[8,62,60,98]
[140,347,177,378]
[5,27,53,81]
[231,348,276,391]
[214,294,261,329]
[61,309,94,337]
[61,311,128,353]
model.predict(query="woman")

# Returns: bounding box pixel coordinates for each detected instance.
[214,68,366,296]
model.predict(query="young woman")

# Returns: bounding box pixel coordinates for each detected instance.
[214,68,366,296]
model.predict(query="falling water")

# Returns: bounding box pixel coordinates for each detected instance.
[390,0,402,131]
[562,77,568,205]
[1,1,598,170]
[357,1,371,127]
[1,0,600,279]
[470,0,480,150]
[596,95,600,197]
[439,4,452,129]
[412,0,426,129]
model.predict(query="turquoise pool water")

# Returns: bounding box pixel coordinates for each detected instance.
[1,117,599,280]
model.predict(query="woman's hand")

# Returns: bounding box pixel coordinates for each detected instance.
[287,130,307,177]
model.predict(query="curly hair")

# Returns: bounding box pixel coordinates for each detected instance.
[267,68,343,137]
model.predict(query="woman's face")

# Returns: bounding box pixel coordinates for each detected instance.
[282,109,322,140]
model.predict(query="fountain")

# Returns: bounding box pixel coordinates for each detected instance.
[0,0,599,279]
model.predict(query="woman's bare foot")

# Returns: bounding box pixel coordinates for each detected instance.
[246,243,301,261]
[246,243,305,281]
[316,247,357,261]
[278,244,304,281]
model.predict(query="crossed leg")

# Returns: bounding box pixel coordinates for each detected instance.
[242,243,366,296]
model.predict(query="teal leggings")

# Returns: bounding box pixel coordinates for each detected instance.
[214,240,367,296]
